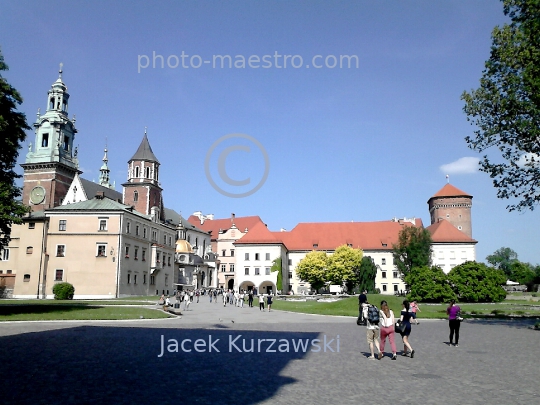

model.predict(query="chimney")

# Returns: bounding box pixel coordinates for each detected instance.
[231,213,235,223]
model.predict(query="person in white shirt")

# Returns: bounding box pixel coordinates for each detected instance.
[363,303,382,360]
[379,300,397,360]
[239,291,245,307]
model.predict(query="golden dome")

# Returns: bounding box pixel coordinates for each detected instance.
[175,239,193,254]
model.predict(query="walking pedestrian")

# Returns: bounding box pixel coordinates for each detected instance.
[410,300,421,325]
[259,294,265,311]
[399,300,415,358]
[267,294,273,311]
[239,291,245,308]
[358,291,368,325]
[248,291,254,307]
[379,300,397,360]
[363,302,382,360]
[447,299,462,347]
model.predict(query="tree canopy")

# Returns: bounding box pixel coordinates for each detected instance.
[461,0,540,211]
[447,261,507,303]
[0,49,30,250]
[295,250,328,292]
[357,256,377,294]
[392,226,432,279]
[486,246,519,277]
[405,265,456,303]
[326,245,363,291]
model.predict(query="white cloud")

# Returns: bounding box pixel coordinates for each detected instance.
[439,157,480,174]
[517,153,540,168]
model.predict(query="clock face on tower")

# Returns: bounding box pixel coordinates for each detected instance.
[30,186,46,204]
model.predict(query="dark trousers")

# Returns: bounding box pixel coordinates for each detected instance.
[449,319,461,344]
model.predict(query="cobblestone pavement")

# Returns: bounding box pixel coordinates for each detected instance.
[1,298,539,405]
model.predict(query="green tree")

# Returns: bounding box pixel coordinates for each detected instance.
[357,256,377,294]
[271,257,283,292]
[486,247,519,277]
[448,261,507,302]
[295,250,328,292]
[510,261,536,284]
[392,226,432,279]
[0,49,30,250]
[326,245,363,291]
[461,0,540,211]
[405,266,456,303]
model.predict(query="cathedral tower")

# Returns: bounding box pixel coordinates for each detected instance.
[428,183,473,238]
[122,130,164,221]
[21,64,80,211]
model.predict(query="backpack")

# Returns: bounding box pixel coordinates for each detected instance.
[367,305,380,324]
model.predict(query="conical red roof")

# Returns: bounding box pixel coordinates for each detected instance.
[429,184,471,201]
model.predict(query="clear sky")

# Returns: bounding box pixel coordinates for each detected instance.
[1,0,539,265]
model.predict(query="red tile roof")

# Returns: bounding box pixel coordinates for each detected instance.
[430,184,472,200]
[236,219,424,251]
[426,219,477,243]
[187,215,265,240]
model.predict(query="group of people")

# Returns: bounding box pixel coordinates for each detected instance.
[159,289,275,312]
[221,290,273,311]
[359,292,462,360]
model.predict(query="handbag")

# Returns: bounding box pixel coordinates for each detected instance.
[395,320,405,333]
[456,311,464,322]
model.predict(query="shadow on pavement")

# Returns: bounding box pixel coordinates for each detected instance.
[465,317,539,329]
[0,326,322,405]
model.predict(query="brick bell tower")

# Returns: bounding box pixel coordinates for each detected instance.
[122,129,164,220]
[428,183,473,238]
[21,64,80,211]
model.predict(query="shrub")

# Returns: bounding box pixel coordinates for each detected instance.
[53,282,75,300]
[448,262,506,302]
[491,309,504,315]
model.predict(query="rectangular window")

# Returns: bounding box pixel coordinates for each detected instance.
[143,228,147,238]
[230,264,235,273]
[382,271,387,279]
[56,245,65,257]
[150,275,155,285]
[42,133,49,147]
[394,284,399,292]
[1,249,9,261]
[126,222,131,234]
[255,267,260,275]
[24,274,31,282]
[461,251,467,260]
[143,274,147,284]
[164,235,167,244]
[265,253,270,261]
[29,222,35,229]
[450,251,456,260]
[97,244,106,257]
[127,273,131,284]
[157,252,161,263]
[393,271,398,279]
[136,225,140,236]
[221,264,226,272]
[168,256,171,266]
[55,269,63,281]
[169,236,172,246]
[288,272,293,279]
[288,259,292,265]
[382,258,386,265]
[152,230,157,241]
[99,219,107,231]
[134,274,138,284]
[125,246,130,258]
[382,284,387,292]
[230,249,235,257]
[222,250,226,257]
[134,247,139,260]
[165,275,168,286]
[245,253,249,261]
[265,267,270,275]
[59,220,67,231]
[255,253,260,261]
[245,267,249,275]
[142,250,146,261]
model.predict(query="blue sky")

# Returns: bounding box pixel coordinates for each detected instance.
[2,0,539,265]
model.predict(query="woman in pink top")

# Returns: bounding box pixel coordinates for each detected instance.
[378,300,397,360]
[410,300,420,325]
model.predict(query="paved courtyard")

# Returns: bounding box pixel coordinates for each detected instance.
[1,298,538,405]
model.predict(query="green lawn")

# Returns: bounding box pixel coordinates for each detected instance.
[0,304,172,321]
[273,295,540,319]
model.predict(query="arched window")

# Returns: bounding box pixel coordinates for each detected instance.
[145,167,150,178]
[49,98,54,110]
[135,166,140,178]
